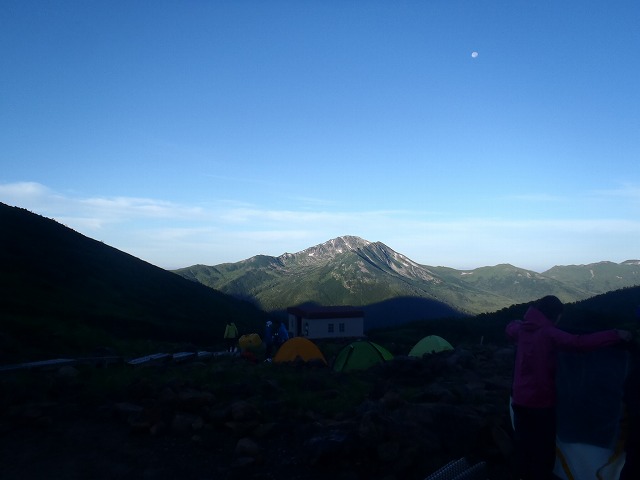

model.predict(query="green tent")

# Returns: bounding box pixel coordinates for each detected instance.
[333,340,394,372]
[408,335,454,357]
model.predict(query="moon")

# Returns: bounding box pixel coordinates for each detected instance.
[471,51,479,58]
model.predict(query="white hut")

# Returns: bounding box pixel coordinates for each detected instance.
[286,305,364,339]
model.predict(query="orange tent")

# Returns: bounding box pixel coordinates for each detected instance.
[272,337,327,365]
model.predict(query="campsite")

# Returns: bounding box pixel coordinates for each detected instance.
[1,204,639,479]
[1,319,637,480]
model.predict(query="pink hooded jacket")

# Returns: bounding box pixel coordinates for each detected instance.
[506,306,621,408]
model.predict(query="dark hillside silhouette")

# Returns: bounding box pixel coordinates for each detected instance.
[559,285,640,332]
[0,203,270,362]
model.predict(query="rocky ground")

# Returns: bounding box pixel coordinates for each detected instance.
[0,345,517,480]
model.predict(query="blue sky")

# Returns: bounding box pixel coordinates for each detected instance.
[1,1,639,272]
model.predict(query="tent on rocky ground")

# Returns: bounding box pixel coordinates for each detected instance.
[333,340,393,372]
[408,335,454,357]
[272,337,327,365]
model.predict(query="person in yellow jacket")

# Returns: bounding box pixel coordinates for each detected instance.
[223,322,239,353]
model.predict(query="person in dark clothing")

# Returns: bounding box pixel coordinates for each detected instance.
[276,322,289,346]
[264,321,274,361]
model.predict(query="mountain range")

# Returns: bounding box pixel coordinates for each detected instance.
[174,235,640,328]
[2,202,638,362]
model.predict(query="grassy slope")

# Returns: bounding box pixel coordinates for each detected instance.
[543,261,640,294]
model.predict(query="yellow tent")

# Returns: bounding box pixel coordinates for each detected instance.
[272,337,327,365]
[238,333,262,351]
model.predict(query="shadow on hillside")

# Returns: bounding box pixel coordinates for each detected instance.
[362,296,468,331]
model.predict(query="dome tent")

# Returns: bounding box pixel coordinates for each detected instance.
[272,337,327,365]
[408,335,454,357]
[333,340,393,372]
[238,333,262,351]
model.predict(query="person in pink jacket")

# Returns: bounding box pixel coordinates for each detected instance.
[506,295,631,480]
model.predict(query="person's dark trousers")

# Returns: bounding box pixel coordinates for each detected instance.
[512,404,557,480]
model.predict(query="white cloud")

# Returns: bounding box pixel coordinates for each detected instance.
[80,196,205,220]
[0,181,60,206]
[0,182,207,228]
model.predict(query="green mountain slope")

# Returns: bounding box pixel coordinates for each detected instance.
[430,264,590,304]
[542,261,640,293]
[0,203,270,362]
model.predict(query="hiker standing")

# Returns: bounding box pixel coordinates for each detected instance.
[505,295,631,480]
[276,322,289,346]
[223,321,239,353]
[264,320,274,360]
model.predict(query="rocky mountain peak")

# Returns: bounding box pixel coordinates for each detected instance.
[279,235,371,263]
[276,236,440,283]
